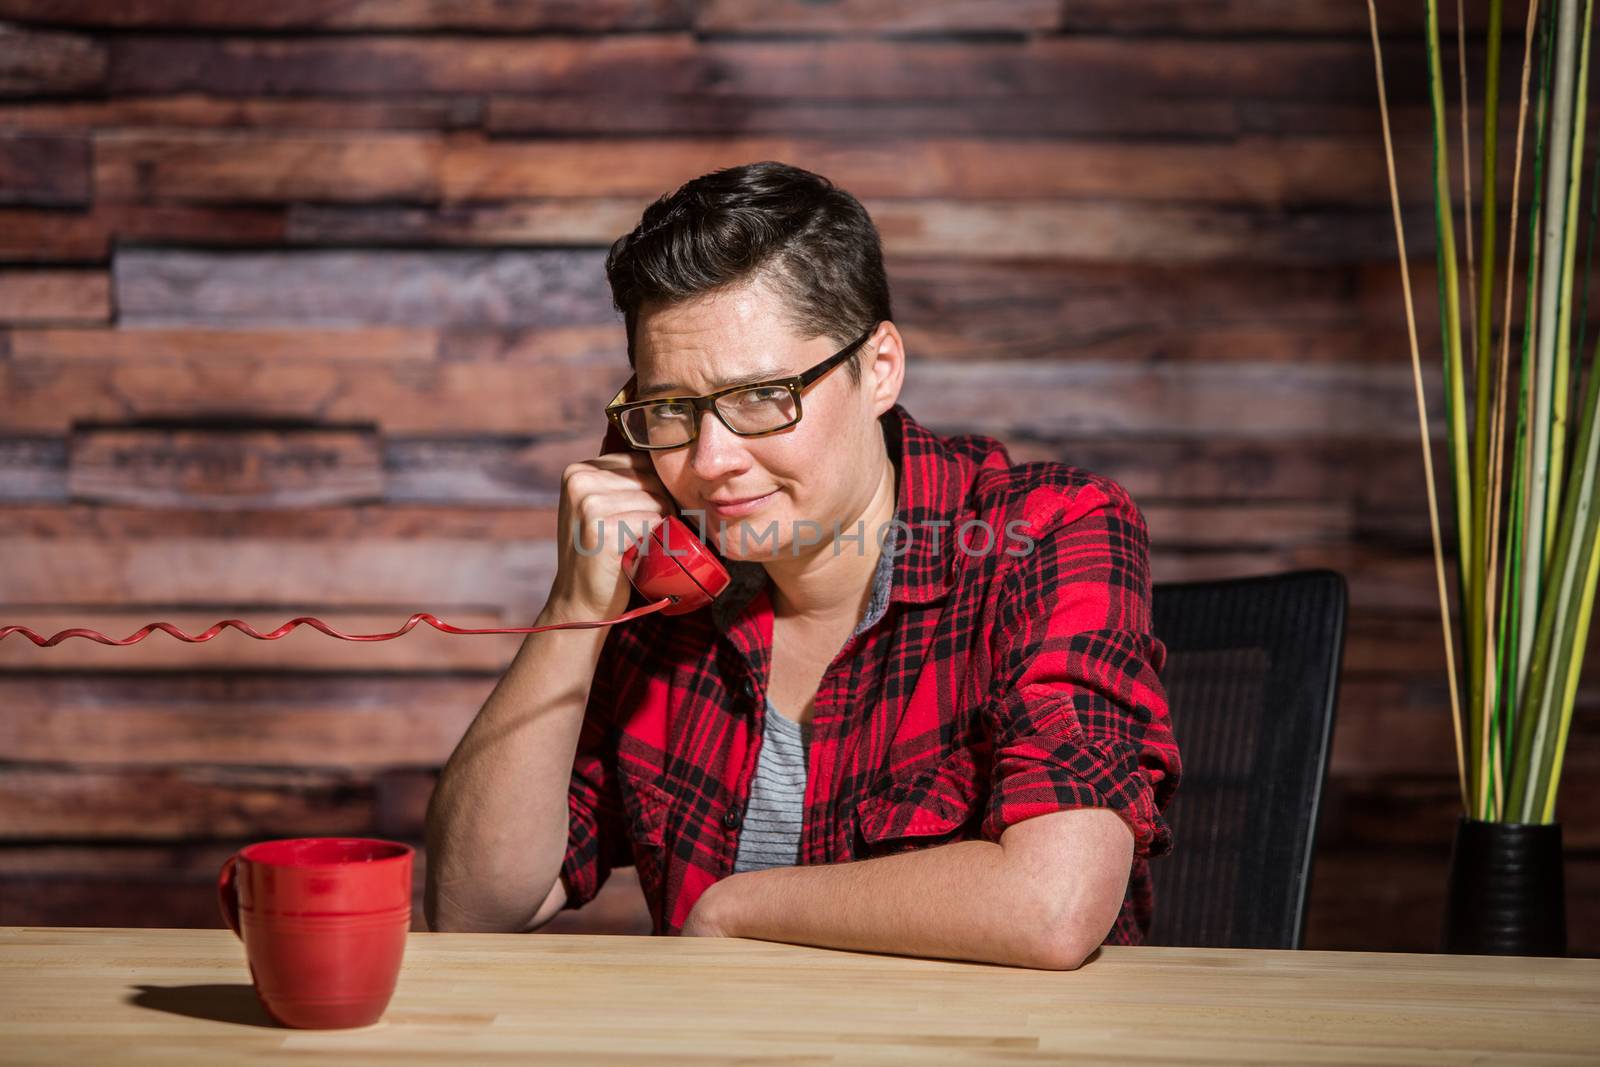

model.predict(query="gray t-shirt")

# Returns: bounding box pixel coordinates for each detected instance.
[731,532,898,872]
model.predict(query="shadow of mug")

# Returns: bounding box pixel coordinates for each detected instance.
[128,983,278,1028]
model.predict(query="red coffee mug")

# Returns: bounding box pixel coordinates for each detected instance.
[217,837,414,1029]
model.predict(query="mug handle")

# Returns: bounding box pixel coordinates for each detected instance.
[217,854,242,939]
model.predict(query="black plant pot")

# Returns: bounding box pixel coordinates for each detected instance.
[1442,814,1567,956]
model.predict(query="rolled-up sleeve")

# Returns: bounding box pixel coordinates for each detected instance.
[557,626,634,911]
[980,478,1181,860]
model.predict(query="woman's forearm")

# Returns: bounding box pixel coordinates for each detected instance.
[423,599,610,933]
[692,807,1134,968]
[693,838,1083,969]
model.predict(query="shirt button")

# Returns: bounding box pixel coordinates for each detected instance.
[740,678,757,700]
[723,808,742,830]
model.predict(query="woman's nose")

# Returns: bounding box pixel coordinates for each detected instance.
[688,410,750,477]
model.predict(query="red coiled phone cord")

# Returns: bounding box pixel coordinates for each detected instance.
[0,599,678,647]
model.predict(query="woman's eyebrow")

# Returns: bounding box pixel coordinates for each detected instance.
[637,365,789,396]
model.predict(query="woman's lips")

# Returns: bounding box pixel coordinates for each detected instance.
[705,491,776,517]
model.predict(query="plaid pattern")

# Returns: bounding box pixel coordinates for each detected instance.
[559,403,1181,944]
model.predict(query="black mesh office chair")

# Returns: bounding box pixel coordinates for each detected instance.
[1143,568,1347,950]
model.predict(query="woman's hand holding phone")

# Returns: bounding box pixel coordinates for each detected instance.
[543,450,678,623]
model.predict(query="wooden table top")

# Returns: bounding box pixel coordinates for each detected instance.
[1,927,1597,1065]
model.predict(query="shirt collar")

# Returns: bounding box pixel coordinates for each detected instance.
[708,403,964,633]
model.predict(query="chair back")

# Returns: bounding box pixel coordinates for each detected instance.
[1143,568,1347,949]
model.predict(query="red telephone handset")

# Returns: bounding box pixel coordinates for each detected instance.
[599,422,731,615]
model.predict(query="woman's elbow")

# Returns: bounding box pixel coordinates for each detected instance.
[1019,921,1098,970]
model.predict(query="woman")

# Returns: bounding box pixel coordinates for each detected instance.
[425,162,1181,970]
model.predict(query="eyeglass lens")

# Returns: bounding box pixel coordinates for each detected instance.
[621,386,798,447]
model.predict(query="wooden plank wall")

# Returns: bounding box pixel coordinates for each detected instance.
[0,0,1594,953]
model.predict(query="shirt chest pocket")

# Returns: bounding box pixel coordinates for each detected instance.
[852,746,985,856]
[621,777,673,850]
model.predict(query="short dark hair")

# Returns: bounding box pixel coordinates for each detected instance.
[605,161,892,387]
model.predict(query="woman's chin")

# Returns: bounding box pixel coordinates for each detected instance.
[708,513,791,562]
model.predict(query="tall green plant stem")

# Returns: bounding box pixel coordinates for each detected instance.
[1512,0,1599,821]
[1512,324,1600,820]
[1426,0,1477,802]
[1499,0,1558,820]
[1550,0,1596,580]
[1472,0,1508,819]
[1522,0,1584,728]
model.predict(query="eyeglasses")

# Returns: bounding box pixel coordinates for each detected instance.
[604,322,880,451]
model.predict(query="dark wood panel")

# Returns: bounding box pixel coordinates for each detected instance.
[483,97,1533,140]
[3,95,1520,141]
[381,434,581,506]
[1339,609,1600,678]
[1148,548,1456,614]
[0,872,276,930]
[95,131,442,204]
[0,24,105,96]
[0,208,108,260]
[286,199,645,248]
[109,248,613,327]
[0,269,109,323]
[0,843,652,934]
[0,134,89,206]
[485,94,1248,139]
[0,438,64,498]
[897,361,1444,441]
[9,325,446,360]
[91,129,1445,209]
[106,35,702,96]
[1025,437,1438,511]
[0,0,1530,35]
[288,199,1427,263]
[66,428,385,509]
[0,503,565,608]
[1320,774,1600,851]
[0,767,434,839]
[0,204,286,263]
[97,36,1445,105]
[438,135,1442,207]
[0,532,557,606]
[694,0,1059,34]
[893,257,1582,340]
[1303,846,1600,956]
[0,95,485,131]
[0,675,493,766]
[1060,0,1530,35]
[0,0,694,31]
[1329,688,1600,778]
[0,502,563,538]
[692,37,1440,103]
[0,357,618,433]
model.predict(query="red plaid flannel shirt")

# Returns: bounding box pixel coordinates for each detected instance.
[559,403,1181,944]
